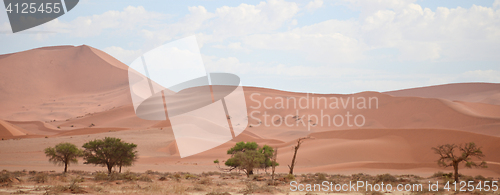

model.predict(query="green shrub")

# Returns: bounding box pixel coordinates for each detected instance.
[285,173,295,181]
[185,173,198,179]
[121,171,137,181]
[431,171,453,179]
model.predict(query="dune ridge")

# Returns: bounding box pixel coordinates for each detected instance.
[0,45,499,176]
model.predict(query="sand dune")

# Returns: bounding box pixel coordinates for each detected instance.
[1,45,500,177]
[0,45,131,122]
[243,87,500,137]
[385,83,500,105]
[0,120,27,137]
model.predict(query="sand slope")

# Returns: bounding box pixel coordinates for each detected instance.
[1,45,500,177]
[0,120,27,137]
[0,45,131,122]
[243,87,500,137]
[384,83,500,105]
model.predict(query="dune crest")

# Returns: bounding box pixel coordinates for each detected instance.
[1,45,500,176]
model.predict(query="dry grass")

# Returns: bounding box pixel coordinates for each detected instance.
[0,170,498,194]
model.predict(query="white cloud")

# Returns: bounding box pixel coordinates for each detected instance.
[203,54,376,77]
[213,42,246,50]
[138,0,300,50]
[306,0,324,12]
[38,6,166,37]
[103,46,143,65]
[210,0,299,38]
[239,2,500,64]
[494,0,500,9]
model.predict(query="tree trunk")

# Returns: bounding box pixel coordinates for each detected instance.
[289,146,298,175]
[64,163,68,173]
[289,137,309,174]
[119,164,122,173]
[246,169,254,177]
[453,162,459,182]
[272,148,277,186]
[107,164,113,174]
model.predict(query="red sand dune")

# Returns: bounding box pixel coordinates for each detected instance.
[0,45,131,122]
[384,83,500,105]
[0,45,499,177]
[0,120,28,137]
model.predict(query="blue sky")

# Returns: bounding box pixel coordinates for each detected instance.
[1,0,499,94]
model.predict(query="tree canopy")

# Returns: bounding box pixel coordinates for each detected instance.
[44,142,82,173]
[224,141,278,177]
[82,137,138,174]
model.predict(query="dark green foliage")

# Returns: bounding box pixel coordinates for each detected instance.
[224,142,278,177]
[82,137,138,174]
[44,143,82,173]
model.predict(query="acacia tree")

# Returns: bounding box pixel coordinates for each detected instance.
[116,142,138,173]
[432,142,487,182]
[82,137,138,174]
[221,142,278,177]
[44,143,82,173]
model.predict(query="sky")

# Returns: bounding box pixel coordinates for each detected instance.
[0,0,499,94]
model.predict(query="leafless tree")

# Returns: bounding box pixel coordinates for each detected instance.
[432,142,487,182]
[288,136,310,175]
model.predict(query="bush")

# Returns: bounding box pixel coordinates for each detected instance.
[241,182,275,194]
[138,174,152,182]
[202,171,220,176]
[30,172,48,183]
[0,171,11,183]
[71,176,84,183]
[198,177,212,185]
[173,173,182,182]
[316,173,327,181]
[68,180,86,194]
[121,171,137,181]
[184,173,198,180]
[93,172,108,181]
[474,175,487,181]
[352,173,375,182]
[285,174,295,181]
[375,174,397,183]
